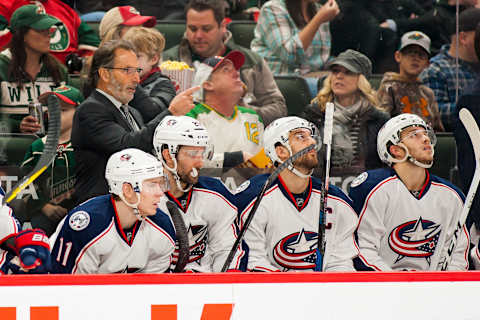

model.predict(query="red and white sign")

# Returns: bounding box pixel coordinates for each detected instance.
[0,272,479,319]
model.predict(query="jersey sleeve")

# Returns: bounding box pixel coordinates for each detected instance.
[349,174,393,271]
[50,211,110,274]
[323,187,359,271]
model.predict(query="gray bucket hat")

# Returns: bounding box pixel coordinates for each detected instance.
[326,49,372,79]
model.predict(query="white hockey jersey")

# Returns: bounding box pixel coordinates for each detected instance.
[0,196,20,274]
[159,176,245,272]
[234,174,359,272]
[349,168,469,271]
[50,195,176,274]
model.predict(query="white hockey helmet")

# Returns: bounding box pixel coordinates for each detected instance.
[105,148,165,196]
[153,115,212,158]
[377,113,436,167]
[263,116,319,166]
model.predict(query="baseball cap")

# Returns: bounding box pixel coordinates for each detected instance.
[459,8,480,32]
[39,85,84,107]
[191,50,245,100]
[326,49,372,79]
[399,31,431,55]
[9,5,61,33]
[99,6,156,39]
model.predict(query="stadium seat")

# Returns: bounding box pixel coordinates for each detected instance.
[155,20,186,51]
[369,74,384,90]
[430,132,457,182]
[0,134,37,166]
[69,74,84,93]
[274,75,312,116]
[228,21,256,49]
[86,22,100,37]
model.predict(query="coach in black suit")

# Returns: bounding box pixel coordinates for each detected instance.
[71,40,198,204]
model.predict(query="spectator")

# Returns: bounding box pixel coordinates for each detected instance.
[453,21,480,268]
[21,85,82,236]
[380,0,478,56]
[350,114,469,271]
[251,0,339,76]
[302,49,389,175]
[98,6,156,41]
[50,148,176,274]
[153,116,245,272]
[163,0,286,126]
[0,0,100,66]
[377,31,444,131]
[420,7,480,131]
[0,5,68,134]
[188,51,264,168]
[234,116,358,272]
[71,40,198,204]
[123,27,195,123]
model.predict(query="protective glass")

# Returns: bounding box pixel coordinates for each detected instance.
[141,177,169,194]
[290,128,321,146]
[401,128,437,146]
[178,144,214,161]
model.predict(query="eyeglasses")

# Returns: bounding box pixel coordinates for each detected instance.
[401,128,436,145]
[103,67,143,75]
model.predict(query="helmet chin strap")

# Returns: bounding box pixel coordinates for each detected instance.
[392,143,434,169]
[160,156,193,193]
[119,193,143,221]
[280,144,313,179]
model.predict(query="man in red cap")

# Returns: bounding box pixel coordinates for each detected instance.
[187,50,264,168]
[98,6,156,41]
[0,0,100,65]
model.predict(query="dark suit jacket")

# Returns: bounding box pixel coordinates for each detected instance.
[71,90,162,204]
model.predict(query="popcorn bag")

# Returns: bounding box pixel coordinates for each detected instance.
[160,60,195,93]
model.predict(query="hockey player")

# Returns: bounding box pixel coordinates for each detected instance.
[50,148,176,274]
[234,116,359,272]
[350,113,469,271]
[0,188,51,274]
[153,115,245,272]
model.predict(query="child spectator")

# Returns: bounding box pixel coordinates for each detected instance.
[377,31,444,131]
[123,27,193,123]
[21,85,83,236]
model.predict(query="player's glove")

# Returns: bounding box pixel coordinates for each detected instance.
[12,229,51,274]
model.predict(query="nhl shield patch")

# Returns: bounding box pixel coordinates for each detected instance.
[350,172,368,188]
[235,180,250,194]
[69,211,90,231]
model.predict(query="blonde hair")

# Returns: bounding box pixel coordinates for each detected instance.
[123,27,166,60]
[313,73,379,111]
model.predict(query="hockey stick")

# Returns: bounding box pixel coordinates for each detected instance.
[3,95,61,204]
[439,108,480,270]
[221,143,318,272]
[314,102,334,271]
[166,200,190,273]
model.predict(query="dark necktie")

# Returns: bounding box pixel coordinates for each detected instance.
[121,105,140,131]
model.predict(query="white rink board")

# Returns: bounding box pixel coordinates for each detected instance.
[0,272,479,320]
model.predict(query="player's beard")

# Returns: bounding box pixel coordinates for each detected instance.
[178,168,199,186]
[293,151,318,171]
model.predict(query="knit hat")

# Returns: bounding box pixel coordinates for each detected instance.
[9,5,61,33]
[39,85,84,107]
[99,6,156,39]
[191,50,245,100]
[459,8,480,32]
[326,49,372,79]
[399,31,431,55]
